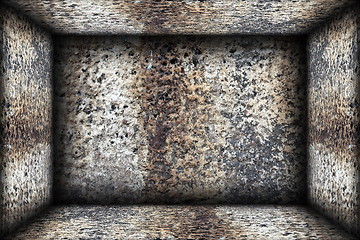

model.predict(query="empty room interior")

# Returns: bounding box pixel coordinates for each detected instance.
[0,0,359,239]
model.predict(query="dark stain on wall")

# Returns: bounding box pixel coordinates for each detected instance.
[224,40,307,204]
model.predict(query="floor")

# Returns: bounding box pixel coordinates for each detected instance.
[4,205,356,239]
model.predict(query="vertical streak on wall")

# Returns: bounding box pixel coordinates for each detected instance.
[308,6,360,237]
[0,4,52,237]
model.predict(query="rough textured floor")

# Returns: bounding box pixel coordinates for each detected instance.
[4,205,357,240]
[53,35,307,205]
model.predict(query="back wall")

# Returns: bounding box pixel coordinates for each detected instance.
[53,35,307,204]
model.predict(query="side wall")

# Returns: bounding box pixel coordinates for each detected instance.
[308,6,360,237]
[0,4,52,237]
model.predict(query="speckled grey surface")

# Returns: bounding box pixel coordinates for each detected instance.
[0,4,53,237]
[53,35,307,204]
[4,205,358,240]
[1,0,358,35]
[308,5,360,238]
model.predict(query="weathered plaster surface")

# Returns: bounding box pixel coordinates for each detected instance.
[2,0,357,35]
[0,4,52,237]
[4,205,357,239]
[53,36,307,204]
[308,6,360,237]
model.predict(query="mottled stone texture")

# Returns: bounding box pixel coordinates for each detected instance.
[4,205,357,240]
[308,6,360,237]
[53,36,307,204]
[1,0,357,35]
[0,4,52,237]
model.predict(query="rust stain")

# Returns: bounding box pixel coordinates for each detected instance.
[308,94,359,151]
[133,37,222,203]
[122,0,213,34]
[0,94,51,151]
[135,206,236,239]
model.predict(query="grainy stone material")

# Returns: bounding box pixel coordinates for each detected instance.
[4,205,358,239]
[0,4,53,237]
[53,35,307,204]
[1,0,357,35]
[308,6,360,238]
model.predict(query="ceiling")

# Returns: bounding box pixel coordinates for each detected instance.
[2,0,358,35]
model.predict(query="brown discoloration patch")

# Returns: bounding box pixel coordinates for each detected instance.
[133,37,226,203]
[125,0,216,34]
[308,94,359,151]
[129,206,234,239]
[1,97,51,151]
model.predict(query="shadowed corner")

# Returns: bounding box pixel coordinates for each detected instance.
[299,34,309,206]
[49,34,55,208]
[51,35,67,206]
[290,34,308,206]
[306,30,312,211]
[356,9,360,236]
[0,4,4,237]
